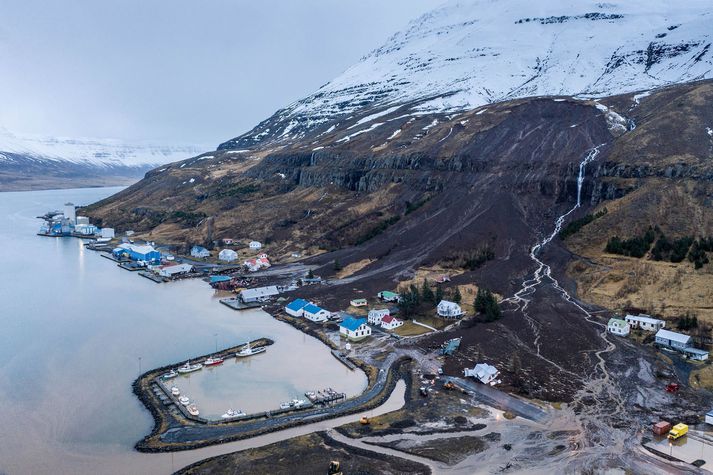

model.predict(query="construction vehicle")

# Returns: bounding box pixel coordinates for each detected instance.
[665,383,680,393]
[360,416,370,425]
[668,423,688,440]
[328,461,343,475]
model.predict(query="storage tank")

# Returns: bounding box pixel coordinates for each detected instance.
[63,202,76,224]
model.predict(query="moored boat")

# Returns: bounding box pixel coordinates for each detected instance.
[204,356,224,366]
[221,408,246,419]
[171,386,180,396]
[236,342,266,358]
[179,396,190,406]
[160,370,178,380]
[187,403,199,416]
[177,361,203,374]
[279,402,291,410]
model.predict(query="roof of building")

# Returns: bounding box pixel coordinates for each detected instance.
[438,299,459,307]
[351,298,367,303]
[625,314,664,324]
[286,299,309,311]
[241,285,279,299]
[381,315,395,324]
[380,291,399,298]
[341,317,367,331]
[655,329,692,343]
[303,303,324,314]
[608,317,627,326]
[191,245,208,251]
[707,409,713,417]
[210,275,232,283]
[682,347,709,356]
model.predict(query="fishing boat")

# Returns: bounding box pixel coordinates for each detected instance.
[204,356,224,366]
[235,342,266,358]
[179,396,190,406]
[160,370,178,380]
[279,402,292,410]
[187,403,200,416]
[170,386,180,397]
[292,399,307,408]
[221,409,246,419]
[177,361,203,374]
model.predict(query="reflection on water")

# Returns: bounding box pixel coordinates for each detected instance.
[0,187,367,475]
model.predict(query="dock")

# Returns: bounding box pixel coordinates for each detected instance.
[305,388,346,405]
[139,271,167,283]
[330,349,356,370]
[220,297,263,311]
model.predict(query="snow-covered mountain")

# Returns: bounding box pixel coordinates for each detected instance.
[221,0,712,149]
[0,128,208,191]
[0,128,206,169]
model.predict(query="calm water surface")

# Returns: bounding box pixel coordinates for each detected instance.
[0,187,369,474]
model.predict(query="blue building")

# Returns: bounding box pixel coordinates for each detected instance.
[339,317,371,341]
[285,298,310,317]
[118,244,161,262]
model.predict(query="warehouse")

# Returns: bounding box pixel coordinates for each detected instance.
[240,285,280,303]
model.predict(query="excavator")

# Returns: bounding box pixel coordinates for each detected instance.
[328,460,343,475]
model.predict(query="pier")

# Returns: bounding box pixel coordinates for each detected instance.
[139,271,167,283]
[330,349,357,370]
[220,297,263,311]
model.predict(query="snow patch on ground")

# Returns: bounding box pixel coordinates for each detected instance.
[348,106,402,129]
[632,90,652,105]
[336,122,384,143]
[595,103,628,133]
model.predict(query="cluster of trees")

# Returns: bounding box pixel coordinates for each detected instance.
[688,238,713,269]
[605,225,712,269]
[605,226,656,257]
[676,313,699,331]
[559,208,608,240]
[354,215,401,245]
[398,279,462,318]
[651,235,694,263]
[474,288,501,322]
[444,247,495,271]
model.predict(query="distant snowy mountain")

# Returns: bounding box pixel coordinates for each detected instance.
[0,128,205,169]
[221,0,712,149]
[0,128,207,191]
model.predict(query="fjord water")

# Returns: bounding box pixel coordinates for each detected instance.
[0,187,367,474]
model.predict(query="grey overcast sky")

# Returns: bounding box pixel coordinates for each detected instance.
[0,0,441,146]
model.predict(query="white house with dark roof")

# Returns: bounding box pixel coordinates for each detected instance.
[380,315,403,330]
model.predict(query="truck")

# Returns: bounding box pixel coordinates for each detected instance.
[668,423,688,440]
[653,421,672,436]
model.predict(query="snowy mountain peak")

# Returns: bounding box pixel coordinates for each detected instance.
[221,0,712,149]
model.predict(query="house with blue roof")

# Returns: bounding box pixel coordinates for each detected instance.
[285,298,310,317]
[303,303,331,322]
[339,317,371,341]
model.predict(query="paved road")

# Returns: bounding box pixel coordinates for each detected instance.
[159,353,402,445]
[445,376,548,423]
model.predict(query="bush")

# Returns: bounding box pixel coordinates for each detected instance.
[474,288,501,322]
[605,227,655,258]
[559,208,608,240]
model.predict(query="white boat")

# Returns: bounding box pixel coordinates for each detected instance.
[236,342,266,358]
[170,386,180,397]
[291,399,306,408]
[160,370,178,380]
[177,361,203,374]
[279,402,292,410]
[221,409,246,419]
[187,403,200,416]
[179,396,190,406]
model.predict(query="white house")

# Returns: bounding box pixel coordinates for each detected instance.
[380,315,403,330]
[100,227,115,239]
[682,347,709,361]
[625,314,665,332]
[157,263,193,277]
[240,285,280,303]
[706,409,713,426]
[437,300,465,319]
[244,256,270,272]
[464,363,499,385]
[218,249,238,262]
[339,317,371,341]
[607,317,630,336]
[249,241,262,250]
[655,329,692,350]
[303,303,331,322]
[191,245,210,258]
[368,308,390,325]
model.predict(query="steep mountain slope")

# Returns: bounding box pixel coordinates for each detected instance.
[221,0,713,149]
[0,128,206,191]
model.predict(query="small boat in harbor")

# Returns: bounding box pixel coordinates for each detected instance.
[279,402,292,410]
[179,396,190,406]
[187,403,200,416]
[292,399,306,408]
[236,342,266,358]
[221,409,246,419]
[170,386,180,396]
[160,370,178,380]
[204,356,224,366]
[177,361,203,374]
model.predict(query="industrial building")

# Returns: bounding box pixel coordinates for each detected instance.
[240,285,280,303]
[117,243,161,262]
